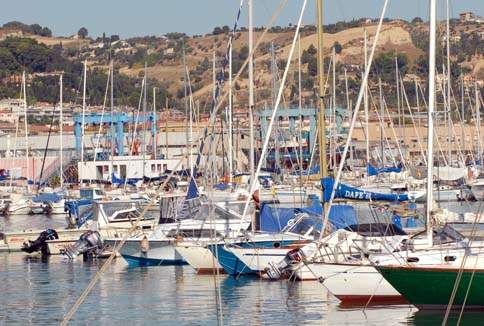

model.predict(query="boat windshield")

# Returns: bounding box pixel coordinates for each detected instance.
[410,224,465,245]
[283,214,322,238]
[344,223,407,237]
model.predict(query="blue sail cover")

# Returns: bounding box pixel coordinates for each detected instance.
[111,173,139,185]
[259,197,357,233]
[367,164,402,176]
[186,177,199,200]
[322,177,408,202]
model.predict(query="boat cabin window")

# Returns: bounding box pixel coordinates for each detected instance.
[94,189,105,197]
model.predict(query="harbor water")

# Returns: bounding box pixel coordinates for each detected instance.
[2,252,484,325]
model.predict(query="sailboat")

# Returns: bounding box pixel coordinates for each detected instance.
[374,0,484,310]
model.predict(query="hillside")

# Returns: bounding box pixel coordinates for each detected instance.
[0,18,482,111]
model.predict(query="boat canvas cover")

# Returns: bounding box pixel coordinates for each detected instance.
[32,192,63,203]
[322,177,408,202]
[259,201,357,233]
[367,163,402,176]
[433,166,466,181]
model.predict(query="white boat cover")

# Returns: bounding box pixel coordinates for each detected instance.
[433,166,467,181]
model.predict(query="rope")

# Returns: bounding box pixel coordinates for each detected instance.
[442,202,483,325]
[60,153,187,325]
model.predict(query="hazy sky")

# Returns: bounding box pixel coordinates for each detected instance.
[1,0,482,38]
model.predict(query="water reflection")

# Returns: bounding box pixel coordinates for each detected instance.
[408,310,484,326]
[1,252,483,325]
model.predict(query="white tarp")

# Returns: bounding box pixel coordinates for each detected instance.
[432,166,467,181]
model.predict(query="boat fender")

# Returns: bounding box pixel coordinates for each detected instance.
[140,235,149,253]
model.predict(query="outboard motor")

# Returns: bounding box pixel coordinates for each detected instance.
[64,230,104,260]
[264,248,304,280]
[21,229,59,255]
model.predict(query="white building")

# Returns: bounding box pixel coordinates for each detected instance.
[77,155,186,182]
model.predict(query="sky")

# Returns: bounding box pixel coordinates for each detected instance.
[0,0,482,38]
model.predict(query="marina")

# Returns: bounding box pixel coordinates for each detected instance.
[0,0,483,325]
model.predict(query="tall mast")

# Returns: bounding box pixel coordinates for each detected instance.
[189,80,193,177]
[344,68,350,122]
[22,71,29,191]
[81,60,87,170]
[332,47,337,170]
[228,39,233,183]
[298,33,303,178]
[153,87,157,159]
[446,0,452,165]
[477,81,482,162]
[426,0,437,247]
[248,0,255,181]
[395,56,401,143]
[316,0,326,184]
[415,78,420,131]
[59,74,63,188]
[461,75,464,155]
[165,97,169,159]
[142,62,147,178]
[379,77,384,165]
[364,29,370,173]
[110,60,114,177]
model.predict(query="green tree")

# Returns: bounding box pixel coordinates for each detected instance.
[411,17,423,24]
[333,41,342,54]
[238,45,249,60]
[307,56,318,77]
[78,27,88,39]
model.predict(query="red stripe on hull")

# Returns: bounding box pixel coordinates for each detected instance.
[196,268,226,274]
[336,295,408,306]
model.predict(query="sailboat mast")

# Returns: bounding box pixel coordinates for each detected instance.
[316,0,327,183]
[477,81,482,162]
[248,0,255,181]
[446,0,452,165]
[142,63,147,178]
[59,74,63,188]
[81,60,87,170]
[228,40,233,183]
[379,77,384,165]
[332,47,337,170]
[461,75,464,154]
[110,60,114,178]
[364,29,369,173]
[298,33,303,178]
[165,97,169,159]
[22,71,29,190]
[153,87,157,159]
[426,0,437,247]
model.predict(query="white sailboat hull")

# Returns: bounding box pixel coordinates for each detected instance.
[229,247,293,272]
[318,263,404,304]
[175,244,223,273]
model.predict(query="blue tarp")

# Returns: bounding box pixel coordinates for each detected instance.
[32,193,63,203]
[367,164,402,176]
[64,199,92,227]
[111,173,139,185]
[322,177,408,202]
[214,183,230,191]
[259,198,357,233]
